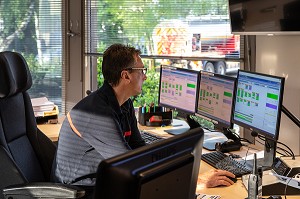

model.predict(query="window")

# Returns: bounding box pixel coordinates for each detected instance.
[0,0,64,111]
[84,0,244,108]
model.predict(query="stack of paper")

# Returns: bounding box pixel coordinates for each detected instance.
[31,97,56,117]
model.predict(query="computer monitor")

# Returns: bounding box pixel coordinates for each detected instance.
[232,70,285,167]
[196,71,237,131]
[158,65,200,117]
[94,127,204,199]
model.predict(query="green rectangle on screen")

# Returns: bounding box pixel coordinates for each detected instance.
[267,93,278,100]
[187,83,195,89]
[224,92,232,97]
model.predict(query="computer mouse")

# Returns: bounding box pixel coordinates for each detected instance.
[228,176,237,183]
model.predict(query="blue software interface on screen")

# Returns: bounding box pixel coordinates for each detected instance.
[233,71,283,137]
[197,72,235,127]
[159,67,198,113]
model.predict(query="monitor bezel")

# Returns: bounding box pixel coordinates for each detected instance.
[94,127,204,199]
[232,69,285,140]
[158,65,200,115]
[228,0,300,36]
[195,71,237,130]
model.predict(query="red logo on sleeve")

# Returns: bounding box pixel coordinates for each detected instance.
[124,131,131,137]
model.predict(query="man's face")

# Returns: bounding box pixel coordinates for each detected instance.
[129,54,147,96]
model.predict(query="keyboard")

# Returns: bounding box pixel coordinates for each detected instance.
[141,131,165,145]
[202,151,252,177]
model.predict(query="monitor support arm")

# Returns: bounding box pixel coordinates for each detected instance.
[282,105,300,128]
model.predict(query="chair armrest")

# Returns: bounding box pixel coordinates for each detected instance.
[3,182,85,199]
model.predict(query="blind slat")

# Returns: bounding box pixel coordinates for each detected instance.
[0,0,64,111]
[84,0,243,60]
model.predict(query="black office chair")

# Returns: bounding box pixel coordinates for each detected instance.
[0,51,85,198]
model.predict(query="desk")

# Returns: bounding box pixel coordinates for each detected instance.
[198,161,248,198]
[37,116,64,142]
[38,118,298,198]
[141,120,299,199]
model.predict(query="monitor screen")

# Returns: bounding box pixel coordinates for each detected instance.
[228,0,300,35]
[158,66,200,115]
[94,127,204,199]
[196,71,236,130]
[232,70,285,140]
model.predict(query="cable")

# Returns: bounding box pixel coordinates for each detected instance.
[284,172,300,199]
[254,136,265,146]
[274,149,287,157]
[256,136,291,157]
[276,140,295,160]
[242,145,251,167]
[276,146,293,157]
[255,134,295,159]
[239,137,252,144]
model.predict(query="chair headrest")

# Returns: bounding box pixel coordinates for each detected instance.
[0,51,32,98]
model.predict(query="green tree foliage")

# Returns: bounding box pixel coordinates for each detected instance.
[0,0,38,53]
[95,0,228,107]
[0,0,39,74]
[131,68,160,107]
[96,0,228,54]
[1,0,63,100]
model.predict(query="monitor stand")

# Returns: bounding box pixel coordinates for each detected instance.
[243,138,276,170]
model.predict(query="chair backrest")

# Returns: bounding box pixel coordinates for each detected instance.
[0,51,56,186]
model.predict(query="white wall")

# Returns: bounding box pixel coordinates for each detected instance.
[256,36,300,155]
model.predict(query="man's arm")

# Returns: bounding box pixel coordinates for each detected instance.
[69,109,131,159]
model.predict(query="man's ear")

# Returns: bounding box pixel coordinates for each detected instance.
[121,71,130,81]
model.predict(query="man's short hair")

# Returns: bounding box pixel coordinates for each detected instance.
[102,44,141,86]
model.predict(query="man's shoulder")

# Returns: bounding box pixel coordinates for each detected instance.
[74,90,109,111]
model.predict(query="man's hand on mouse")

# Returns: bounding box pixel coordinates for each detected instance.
[198,169,236,188]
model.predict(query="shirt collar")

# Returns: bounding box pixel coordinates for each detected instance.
[99,81,130,115]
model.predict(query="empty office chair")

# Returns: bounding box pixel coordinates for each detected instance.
[0,51,85,198]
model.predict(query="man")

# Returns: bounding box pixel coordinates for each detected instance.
[52,44,235,189]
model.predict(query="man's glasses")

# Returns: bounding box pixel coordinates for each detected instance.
[125,67,147,75]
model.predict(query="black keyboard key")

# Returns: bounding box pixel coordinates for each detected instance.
[215,157,251,177]
[202,151,227,167]
[141,131,165,145]
[202,151,251,177]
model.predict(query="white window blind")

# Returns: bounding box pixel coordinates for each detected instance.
[84,0,243,80]
[85,0,243,60]
[0,0,64,111]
